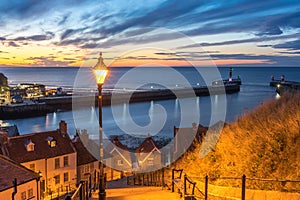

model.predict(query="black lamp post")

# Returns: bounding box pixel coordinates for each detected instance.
[93,52,108,200]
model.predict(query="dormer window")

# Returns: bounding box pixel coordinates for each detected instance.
[47,136,57,147]
[25,139,35,152]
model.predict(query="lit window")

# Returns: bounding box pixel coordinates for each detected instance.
[21,191,26,200]
[54,175,60,185]
[55,158,60,169]
[47,136,57,147]
[28,188,33,198]
[64,172,69,182]
[29,163,35,171]
[63,156,68,167]
[147,157,154,165]
[117,160,124,166]
[25,140,35,152]
[83,165,90,173]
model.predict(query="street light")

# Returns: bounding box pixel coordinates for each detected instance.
[93,52,109,200]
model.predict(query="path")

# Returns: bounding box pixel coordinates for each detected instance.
[106,187,180,200]
[90,177,231,200]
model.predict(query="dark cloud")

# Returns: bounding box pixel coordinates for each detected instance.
[257,45,273,48]
[81,43,99,49]
[56,38,87,46]
[8,41,20,47]
[13,33,54,41]
[61,29,76,40]
[25,55,76,66]
[208,53,300,66]
[278,51,300,55]
[94,0,202,36]
[180,33,300,48]
[58,14,70,26]
[120,55,185,61]
[0,0,89,20]
[60,28,88,40]
[273,39,300,51]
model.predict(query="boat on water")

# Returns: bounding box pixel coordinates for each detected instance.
[212,67,242,86]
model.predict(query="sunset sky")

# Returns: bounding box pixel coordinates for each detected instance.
[0,0,299,67]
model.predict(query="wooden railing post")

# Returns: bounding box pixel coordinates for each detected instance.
[184,174,187,195]
[172,169,175,192]
[162,168,165,187]
[241,174,246,200]
[205,175,208,200]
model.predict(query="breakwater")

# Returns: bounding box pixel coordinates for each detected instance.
[0,103,54,119]
[0,84,240,119]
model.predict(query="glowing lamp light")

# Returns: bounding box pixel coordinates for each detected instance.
[94,69,108,84]
[93,52,108,85]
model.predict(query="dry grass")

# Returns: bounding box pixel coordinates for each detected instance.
[169,92,300,192]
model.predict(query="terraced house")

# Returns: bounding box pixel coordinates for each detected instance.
[0,121,77,199]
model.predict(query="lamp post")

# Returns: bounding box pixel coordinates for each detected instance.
[93,52,108,200]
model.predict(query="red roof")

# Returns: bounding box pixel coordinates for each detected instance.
[105,136,131,165]
[135,136,160,154]
[5,130,75,163]
[72,136,97,166]
[0,155,39,192]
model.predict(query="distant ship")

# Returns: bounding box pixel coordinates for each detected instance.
[212,67,242,85]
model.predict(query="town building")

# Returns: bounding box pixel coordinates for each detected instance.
[135,136,161,172]
[0,120,19,137]
[17,83,46,98]
[0,155,40,200]
[72,129,100,191]
[0,121,77,199]
[105,136,133,175]
[172,123,209,162]
[72,129,124,192]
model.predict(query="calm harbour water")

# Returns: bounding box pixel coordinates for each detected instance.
[1,66,300,139]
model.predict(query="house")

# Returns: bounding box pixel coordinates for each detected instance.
[0,120,19,136]
[0,86,10,105]
[105,136,132,174]
[17,83,46,98]
[0,155,40,200]
[172,123,208,162]
[0,121,77,199]
[135,136,161,172]
[72,129,124,186]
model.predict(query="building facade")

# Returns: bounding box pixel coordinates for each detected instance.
[0,155,40,200]
[0,121,77,199]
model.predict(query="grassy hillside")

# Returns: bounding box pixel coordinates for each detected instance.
[171,92,300,192]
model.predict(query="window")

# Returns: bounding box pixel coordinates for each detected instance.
[147,157,154,165]
[21,191,26,200]
[28,188,33,198]
[55,158,60,169]
[83,165,90,173]
[29,163,35,171]
[63,156,68,167]
[64,172,69,182]
[27,143,34,151]
[25,140,35,152]
[47,136,57,147]
[117,160,124,166]
[54,175,60,185]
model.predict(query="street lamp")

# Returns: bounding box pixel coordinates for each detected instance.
[93,52,109,200]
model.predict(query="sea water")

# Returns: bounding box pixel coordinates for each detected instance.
[1,66,300,139]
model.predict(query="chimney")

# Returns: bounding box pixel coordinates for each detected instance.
[80,129,89,145]
[59,120,67,134]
